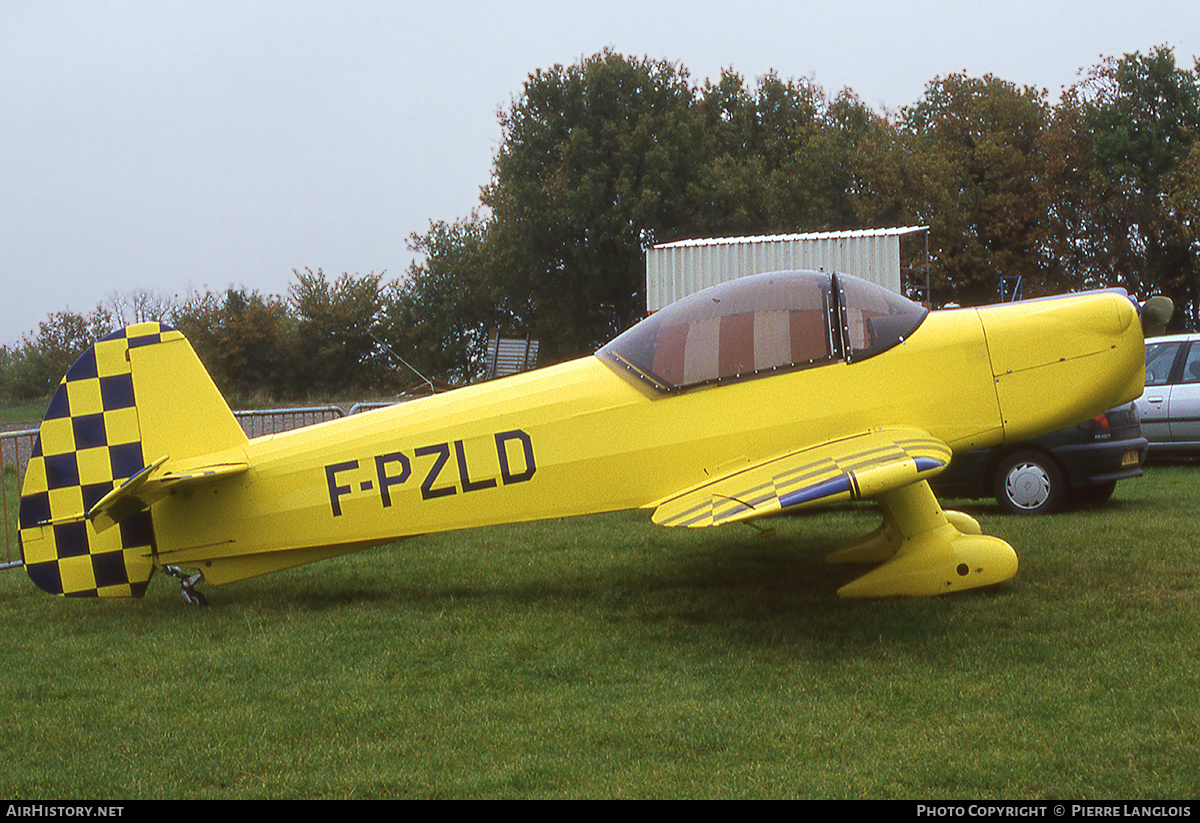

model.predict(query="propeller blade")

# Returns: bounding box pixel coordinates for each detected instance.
[1141,296,1174,338]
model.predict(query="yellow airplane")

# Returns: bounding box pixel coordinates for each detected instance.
[17,271,1154,604]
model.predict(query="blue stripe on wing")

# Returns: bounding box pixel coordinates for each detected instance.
[779,474,854,508]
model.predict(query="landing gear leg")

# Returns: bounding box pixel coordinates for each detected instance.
[828,480,1018,597]
[163,565,208,606]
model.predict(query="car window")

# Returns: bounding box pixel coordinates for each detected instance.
[1180,343,1200,384]
[1145,341,1183,386]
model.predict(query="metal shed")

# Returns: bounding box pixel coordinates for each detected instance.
[646,226,928,311]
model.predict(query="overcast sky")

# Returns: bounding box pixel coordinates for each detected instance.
[3,0,1198,346]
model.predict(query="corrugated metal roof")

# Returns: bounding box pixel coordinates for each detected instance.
[652,226,928,249]
[646,226,928,311]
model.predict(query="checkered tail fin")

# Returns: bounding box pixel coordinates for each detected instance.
[17,322,248,598]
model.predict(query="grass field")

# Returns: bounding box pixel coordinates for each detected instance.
[0,466,1197,799]
[0,401,44,427]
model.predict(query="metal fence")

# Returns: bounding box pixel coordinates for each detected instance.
[1,405,351,569]
[1,426,39,568]
[231,405,346,438]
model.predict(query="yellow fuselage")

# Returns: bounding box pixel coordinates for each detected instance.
[152,291,1144,585]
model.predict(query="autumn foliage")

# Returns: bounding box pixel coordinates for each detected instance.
[4,47,1198,402]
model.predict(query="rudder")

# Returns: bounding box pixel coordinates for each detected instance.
[17,322,247,597]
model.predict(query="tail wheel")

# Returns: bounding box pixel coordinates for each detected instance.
[994,451,1067,515]
[181,588,208,607]
[164,565,209,607]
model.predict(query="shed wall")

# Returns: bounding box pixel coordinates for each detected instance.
[646,228,925,311]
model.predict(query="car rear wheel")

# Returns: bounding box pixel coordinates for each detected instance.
[995,451,1067,515]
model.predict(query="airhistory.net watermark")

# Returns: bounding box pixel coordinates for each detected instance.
[5,807,124,818]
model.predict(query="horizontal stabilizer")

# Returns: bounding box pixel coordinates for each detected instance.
[88,458,250,533]
[653,427,950,528]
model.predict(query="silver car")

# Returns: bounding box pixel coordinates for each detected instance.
[1138,334,1200,452]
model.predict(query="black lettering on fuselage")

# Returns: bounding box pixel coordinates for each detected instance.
[375,452,411,507]
[455,439,497,492]
[496,429,536,484]
[323,428,537,516]
[415,443,456,500]
[326,460,358,516]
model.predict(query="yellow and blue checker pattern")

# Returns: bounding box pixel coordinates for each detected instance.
[17,323,180,597]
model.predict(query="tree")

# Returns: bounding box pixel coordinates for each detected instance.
[409,53,892,371]
[1164,140,1200,273]
[845,107,922,291]
[693,69,773,234]
[1036,86,1108,294]
[694,73,870,236]
[383,215,509,385]
[755,77,858,231]
[1080,47,1200,327]
[172,288,298,401]
[290,269,388,395]
[4,308,116,400]
[901,73,1051,305]
[482,50,707,360]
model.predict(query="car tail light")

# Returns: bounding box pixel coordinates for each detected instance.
[1078,413,1112,438]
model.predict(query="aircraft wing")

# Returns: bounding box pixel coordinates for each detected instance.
[652,427,951,528]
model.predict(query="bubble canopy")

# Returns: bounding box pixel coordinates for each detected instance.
[598,270,928,392]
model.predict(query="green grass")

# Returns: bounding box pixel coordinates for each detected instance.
[0,468,1197,799]
[0,400,46,426]
[2,463,21,566]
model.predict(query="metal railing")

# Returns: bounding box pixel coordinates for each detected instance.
[1,405,351,568]
[1,427,38,568]
[233,405,346,438]
[347,401,399,415]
